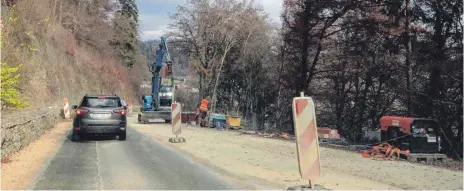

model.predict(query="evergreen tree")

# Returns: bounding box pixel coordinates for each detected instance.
[110,0,140,69]
[118,0,138,24]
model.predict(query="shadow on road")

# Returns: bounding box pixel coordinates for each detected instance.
[137,122,171,125]
[66,133,120,143]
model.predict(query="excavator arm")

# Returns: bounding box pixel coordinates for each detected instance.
[138,36,175,124]
[147,36,173,110]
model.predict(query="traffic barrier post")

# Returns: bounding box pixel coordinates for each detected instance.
[169,102,186,143]
[288,92,321,190]
[63,98,71,119]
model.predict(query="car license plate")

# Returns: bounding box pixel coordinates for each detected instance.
[427,136,437,143]
[90,113,111,119]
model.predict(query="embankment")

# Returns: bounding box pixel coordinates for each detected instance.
[1,106,62,158]
[1,0,149,157]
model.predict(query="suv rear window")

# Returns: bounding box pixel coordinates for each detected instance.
[81,97,122,108]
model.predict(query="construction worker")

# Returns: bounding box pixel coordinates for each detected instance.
[199,96,210,127]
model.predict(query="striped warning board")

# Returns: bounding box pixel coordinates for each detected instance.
[292,94,321,180]
[63,98,70,119]
[171,102,182,135]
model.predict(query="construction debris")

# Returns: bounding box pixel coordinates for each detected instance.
[361,142,410,160]
[317,127,340,139]
[233,129,463,171]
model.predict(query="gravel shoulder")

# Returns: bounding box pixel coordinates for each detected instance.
[1,119,71,190]
[129,115,463,190]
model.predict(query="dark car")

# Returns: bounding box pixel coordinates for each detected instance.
[71,94,127,141]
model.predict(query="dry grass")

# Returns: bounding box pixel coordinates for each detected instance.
[2,0,140,109]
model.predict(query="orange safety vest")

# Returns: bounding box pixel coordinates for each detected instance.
[200,99,209,111]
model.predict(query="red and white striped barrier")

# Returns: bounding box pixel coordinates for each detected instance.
[171,102,181,135]
[292,92,321,181]
[168,102,186,142]
[63,98,71,119]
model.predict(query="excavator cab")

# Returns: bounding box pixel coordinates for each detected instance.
[141,95,153,111]
[380,116,441,153]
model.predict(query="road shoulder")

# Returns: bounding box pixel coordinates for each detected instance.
[128,115,462,190]
[1,120,71,190]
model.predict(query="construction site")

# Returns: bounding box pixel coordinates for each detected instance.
[1,0,462,190]
[130,114,463,190]
[132,21,463,190]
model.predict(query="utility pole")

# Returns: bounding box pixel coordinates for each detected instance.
[405,0,413,116]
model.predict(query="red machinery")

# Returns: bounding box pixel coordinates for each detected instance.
[380,116,441,153]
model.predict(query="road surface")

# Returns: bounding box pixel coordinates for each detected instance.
[29,127,236,190]
[4,114,462,190]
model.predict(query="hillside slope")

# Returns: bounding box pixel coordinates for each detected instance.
[1,0,148,158]
[1,0,145,108]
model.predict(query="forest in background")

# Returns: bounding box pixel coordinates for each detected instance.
[167,0,462,159]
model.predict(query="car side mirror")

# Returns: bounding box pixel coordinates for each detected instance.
[71,105,78,109]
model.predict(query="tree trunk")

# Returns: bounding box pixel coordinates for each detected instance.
[299,2,311,93]
[52,0,57,22]
[405,0,413,116]
[210,43,232,114]
[59,0,62,24]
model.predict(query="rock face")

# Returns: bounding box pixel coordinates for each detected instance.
[1,107,62,158]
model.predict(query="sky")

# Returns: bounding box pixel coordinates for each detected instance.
[137,0,283,41]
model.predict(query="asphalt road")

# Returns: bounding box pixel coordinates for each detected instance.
[30,124,237,190]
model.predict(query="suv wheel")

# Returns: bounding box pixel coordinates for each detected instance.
[119,132,126,141]
[71,133,81,142]
[165,119,171,123]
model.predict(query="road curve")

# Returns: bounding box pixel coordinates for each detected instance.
[30,123,237,190]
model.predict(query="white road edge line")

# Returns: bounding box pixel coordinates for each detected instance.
[96,141,104,190]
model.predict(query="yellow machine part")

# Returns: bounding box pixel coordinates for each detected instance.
[226,115,241,127]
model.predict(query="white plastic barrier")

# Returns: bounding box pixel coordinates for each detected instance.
[63,98,70,119]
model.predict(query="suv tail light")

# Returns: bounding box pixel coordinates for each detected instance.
[113,109,126,115]
[76,109,89,116]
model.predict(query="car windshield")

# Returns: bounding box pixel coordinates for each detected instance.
[81,97,121,108]
[160,86,172,93]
